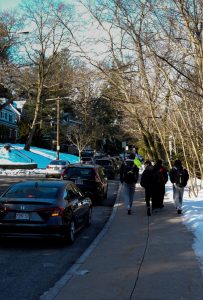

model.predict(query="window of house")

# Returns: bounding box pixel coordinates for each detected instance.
[9,114,13,122]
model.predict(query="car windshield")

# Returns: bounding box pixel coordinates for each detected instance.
[2,186,59,199]
[49,160,66,166]
[66,168,95,179]
[95,160,112,166]
[82,157,92,161]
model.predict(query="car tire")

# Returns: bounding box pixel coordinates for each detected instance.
[62,220,75,244]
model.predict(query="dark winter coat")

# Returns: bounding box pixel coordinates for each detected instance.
[120,160,139,184]
[153,164,168,186]
[140,165,154,190]
[169,166,189,187]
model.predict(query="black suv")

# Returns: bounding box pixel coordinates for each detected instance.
[94,158,116,179]
[62,164,108,204]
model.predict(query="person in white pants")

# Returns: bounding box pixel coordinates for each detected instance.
[169,159,189,214]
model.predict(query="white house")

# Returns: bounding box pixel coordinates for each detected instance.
[0,100,21,142]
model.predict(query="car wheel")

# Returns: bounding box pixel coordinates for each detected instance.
[86,207,92,226]
[63,220,75,244]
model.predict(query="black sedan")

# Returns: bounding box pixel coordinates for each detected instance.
[0,180,92,244]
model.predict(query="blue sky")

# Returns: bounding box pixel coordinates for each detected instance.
[0,0,73,10]
[0,0,22,10]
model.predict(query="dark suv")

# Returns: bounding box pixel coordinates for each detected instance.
[62,164,108,204]
[94,158,116,179]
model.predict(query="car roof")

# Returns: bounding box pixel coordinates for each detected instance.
[67,163,98,168]
[95,157,112,161]
[7,180,70,189]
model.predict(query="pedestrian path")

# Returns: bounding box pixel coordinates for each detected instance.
[43,184,203,300]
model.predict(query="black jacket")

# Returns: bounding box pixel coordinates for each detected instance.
[120,161,139,184]
[140,165,154,190]
[169,166,189,187]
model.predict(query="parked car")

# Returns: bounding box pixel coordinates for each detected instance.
[62,163,108,204]
[94,158,116,179]
[81,157,94,164]
[45,159,70,178]
[0,180,92,244]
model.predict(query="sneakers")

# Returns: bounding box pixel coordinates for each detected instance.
[147,207,151,216]
[127,209,131,215]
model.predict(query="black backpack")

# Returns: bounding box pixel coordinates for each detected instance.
[175,168,187,187]
[123,164,138,184]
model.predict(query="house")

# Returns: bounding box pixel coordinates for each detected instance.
[0,100,21,143]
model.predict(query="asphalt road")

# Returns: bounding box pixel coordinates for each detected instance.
[0,176,120,300]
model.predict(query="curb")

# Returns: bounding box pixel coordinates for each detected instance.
[40,183,122,300]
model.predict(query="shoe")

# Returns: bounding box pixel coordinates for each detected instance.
[147,207,151,216]
[128,209,131,215]
[177,209,182,214]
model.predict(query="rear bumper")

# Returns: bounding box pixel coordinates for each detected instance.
[0,223,66,238]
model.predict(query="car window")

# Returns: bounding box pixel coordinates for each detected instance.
[95,160,112,166]
[65,185,77,201]
[65,168,95,180]
[2,186,59,199]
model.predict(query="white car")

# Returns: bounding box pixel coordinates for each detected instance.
[45,160,70,178]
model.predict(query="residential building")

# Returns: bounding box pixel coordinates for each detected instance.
[0,100,21,143]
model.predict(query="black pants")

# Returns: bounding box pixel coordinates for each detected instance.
[152,185,165,209]
[145,188,153,208]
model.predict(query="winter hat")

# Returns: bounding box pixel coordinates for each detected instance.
[156,159,163,166]
[144,160,152,166]
[174,159,182,167]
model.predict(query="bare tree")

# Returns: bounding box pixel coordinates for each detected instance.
[20,0,73,151]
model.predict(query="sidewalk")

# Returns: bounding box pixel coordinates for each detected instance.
[43,184,203,300]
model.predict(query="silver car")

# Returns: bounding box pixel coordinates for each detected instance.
[45,160,70,178]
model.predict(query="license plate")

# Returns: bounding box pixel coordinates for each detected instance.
[75,178,83,184]
[16,213,30,220]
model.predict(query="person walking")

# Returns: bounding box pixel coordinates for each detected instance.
[152,159,168,211]
[140,160,154,216]
[120,155,139,215]
[169,159,189,214]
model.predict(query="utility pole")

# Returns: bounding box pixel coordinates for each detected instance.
[46,96,62,160]
[56,97,60,160]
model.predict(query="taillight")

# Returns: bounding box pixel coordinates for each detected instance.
[62,169,67,177]
[37,207,64,217]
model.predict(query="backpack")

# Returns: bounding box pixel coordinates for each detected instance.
[153,167,166,185]
[123,163,138,184]
[175,168,187,187]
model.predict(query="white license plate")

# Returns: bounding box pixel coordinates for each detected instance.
[75,178,83,184]
[16,213,30,220]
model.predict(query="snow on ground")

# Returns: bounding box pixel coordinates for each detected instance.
[0,143,79,170]
[0,143,203,273]
[165,180,203,273]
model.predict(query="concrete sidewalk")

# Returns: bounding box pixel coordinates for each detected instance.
[43,184,203,300]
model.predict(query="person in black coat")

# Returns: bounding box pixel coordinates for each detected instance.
[140,160,154,216]
[152,159,168,210]
[120,155,139,215]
